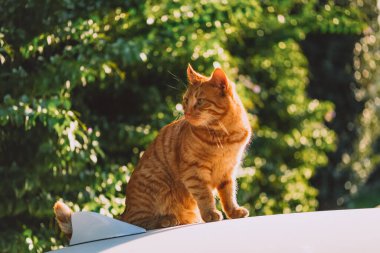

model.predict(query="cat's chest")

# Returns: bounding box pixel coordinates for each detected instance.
[203,132,248,158]
[213,145,242,166]
[198,141,244,169]
[182,127,249,169]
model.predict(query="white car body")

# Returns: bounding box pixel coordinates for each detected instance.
[49,208,380,253]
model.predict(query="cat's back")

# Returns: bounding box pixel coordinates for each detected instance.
[124,118,189,216]
[130,118,187,174]
[157,118,187,141]
[151,118,187,157]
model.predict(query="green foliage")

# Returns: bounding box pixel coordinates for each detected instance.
[299,0,380,210]
[0,0,368,252]
[340,0,380,208]
[238,39,336,215]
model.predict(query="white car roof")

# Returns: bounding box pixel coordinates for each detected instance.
[49,208,380,253]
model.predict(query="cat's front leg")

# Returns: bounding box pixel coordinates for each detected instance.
[217,178,249,219]
[182,174,223,222]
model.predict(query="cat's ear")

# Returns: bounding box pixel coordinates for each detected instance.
[210,68,230,93]
[187,64,205,85]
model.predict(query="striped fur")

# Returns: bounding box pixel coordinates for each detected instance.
[121,65,252,229]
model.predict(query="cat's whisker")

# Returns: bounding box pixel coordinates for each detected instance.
[204,124,214,140]
[166,83,182,91]
[216,135,223,149]
[168,70,187,89]
[204,122,223,149]
[206,116,227,136]
[217,121,229,136]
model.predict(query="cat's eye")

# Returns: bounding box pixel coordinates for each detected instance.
[183,98,188,104]
[196,99,203,106]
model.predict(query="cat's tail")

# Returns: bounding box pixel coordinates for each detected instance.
[53,201,73,237]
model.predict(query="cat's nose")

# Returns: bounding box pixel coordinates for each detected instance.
[184,112,192,119]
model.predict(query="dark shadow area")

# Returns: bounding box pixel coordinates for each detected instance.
[301,33,364,210]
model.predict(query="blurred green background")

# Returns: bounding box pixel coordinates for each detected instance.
[1,0,379,252]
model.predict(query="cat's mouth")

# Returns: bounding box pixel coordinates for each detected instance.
[185,115,196,121]
[185,113,203,125]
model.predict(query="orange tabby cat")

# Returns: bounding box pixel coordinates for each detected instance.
[54,64,251,234]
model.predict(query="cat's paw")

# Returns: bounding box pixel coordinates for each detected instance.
[202,209,223,222]
[158,215,179,228]
[228,206,249,219]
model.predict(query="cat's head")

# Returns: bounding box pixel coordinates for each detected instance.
[182,64,237,127]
